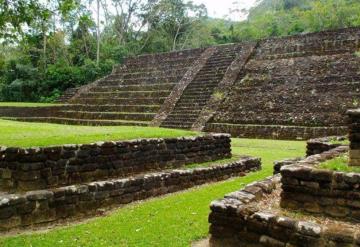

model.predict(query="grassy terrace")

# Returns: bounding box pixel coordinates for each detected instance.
[0,102,62,107]
[319,154,360,173]
[0,119,198,147]
[0,125,306,246]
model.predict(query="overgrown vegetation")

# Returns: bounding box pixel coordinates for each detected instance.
[0,0,359,102]
[319,154,360,173]
[0,119,198,147]
[0,138,306,247]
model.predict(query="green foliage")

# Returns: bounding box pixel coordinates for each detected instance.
[0,58,115,102]
[0,0,359,102]
[234,0,360,40]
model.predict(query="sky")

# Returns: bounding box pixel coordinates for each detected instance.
[192,0,258,21]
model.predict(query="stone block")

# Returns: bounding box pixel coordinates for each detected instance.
[295,221,321,237]
[324,206,350,218]
[0,216,21,230]
[259,235,286,247]
[26,190,54,201]
[0,169,12,179]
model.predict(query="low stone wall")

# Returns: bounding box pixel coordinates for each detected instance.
[209,175,280,246]
[348,109,360,166]
[0,157,261,232]
[0,134,231,192]
[306,136,346,156]
[273,157,302,174]
[280,146,360,221]
[209,175,360,247]
[209,145,355,247]
[204,123,347,140]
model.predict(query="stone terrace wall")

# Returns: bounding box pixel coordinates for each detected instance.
[306,136,346,156]
[0,106,62,118]
[348,109,360,166]
[0,157,260,232]
[206,27,360,140]
[210,175,360,247]
[205,124,347,140]
[0,134,231,192]
[280,146,360,221]
[209,146,355,247]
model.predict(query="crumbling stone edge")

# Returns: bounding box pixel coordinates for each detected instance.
[209,146,357,247]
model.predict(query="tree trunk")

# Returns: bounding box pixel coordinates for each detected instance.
[43,22,47,72]
[96,0,100,66]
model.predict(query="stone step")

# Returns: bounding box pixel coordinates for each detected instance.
[199,64,229,71]
[204,122,347,140]
[175,100,208,105]
[164,116,198,122]
[169,110,202,115]
[118,68,189,78]
[58,111,155,121]
[161,121,194,129]
[124,56,200,66]
[170,108,202,112]
[90,83,177,92]
[193,75,225,82]
[3,117,150,126]
[71,97,167,105]
[79,90,171,99]
[204,57,236,65]
[61,104,160,113]
[105,74,182,82]
[166,112,199,118]
[100,76,183,86]
[176,97,211,102]
[123,64,192,73]
[213,111,348,127]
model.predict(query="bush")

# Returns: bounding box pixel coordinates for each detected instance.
[1,79,40,102]
[0,59,115,102]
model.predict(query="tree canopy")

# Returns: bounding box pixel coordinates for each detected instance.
[0,0,359,102]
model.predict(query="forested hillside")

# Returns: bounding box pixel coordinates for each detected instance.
[0,0,359,102]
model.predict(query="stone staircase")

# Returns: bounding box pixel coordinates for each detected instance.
[160,44,243,129]
[55,87,80,103]
[205,28,360,139]
[17,49,205,126]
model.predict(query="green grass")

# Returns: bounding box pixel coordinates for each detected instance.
[327,137,349,145]
[0,138,306,247]
[184,155,242,169]
[0,119,198,147]
[0,102,62,107]
[319,154,360,173]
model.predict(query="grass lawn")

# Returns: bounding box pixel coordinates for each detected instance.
[0,119,198,147]
[0,102,62,107]
[319,154,360,173]
[0,138,306,247]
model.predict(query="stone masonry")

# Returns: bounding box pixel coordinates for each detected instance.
[348,109,360,166]
[0,134,231,192]
[0,156,261,232]
[209,144,359,247]
[1,27,359,140]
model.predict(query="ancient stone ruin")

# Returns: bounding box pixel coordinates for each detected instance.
[0,134,262,231]
[208,111,360,246]
[349,109,360,166]
[1,27,359,140]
